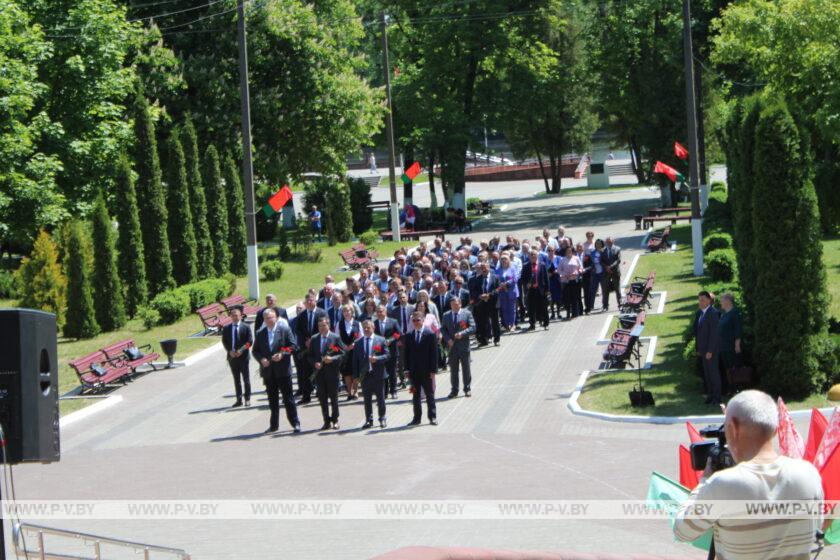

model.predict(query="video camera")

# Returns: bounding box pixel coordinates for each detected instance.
[689,424,735,472]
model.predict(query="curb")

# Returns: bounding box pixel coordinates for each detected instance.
[60,395,123,428]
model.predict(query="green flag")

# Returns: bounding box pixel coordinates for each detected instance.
[646,471,712,551]
[825,519,840,544]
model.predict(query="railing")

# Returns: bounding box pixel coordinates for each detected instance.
[13,522,191,560]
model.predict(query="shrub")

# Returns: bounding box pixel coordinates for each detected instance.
[0,270,18,299]
[262,261,283,281]
[347,177,373,234]
[137,306,160,329]
[703,232,732,253]
[180,278,229,310]
[703,191,731,234]
[149,289,191,325]
[815,334,839,389]
[711,180,726,193]
[16,230,67,328]
[359,230,379,246]
[292,213,313,253]
[277,227,291,260]
[705,248,737,282]
[703,282,742,311]
[682,339,703,379]
[222,272,237,296]
[325,181,353,245]
[203,145,230,274]
[307,248,323,263]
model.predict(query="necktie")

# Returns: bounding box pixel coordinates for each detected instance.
[321,336,326,354]
[268,328,274,349]
[308,310,313,332]
[365,337,372,372]
[484,277,489,292]
[415,331,420,344]
[402,308,407,330]
[231,324,237,349]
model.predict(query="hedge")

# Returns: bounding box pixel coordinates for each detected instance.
[149,289,191,325]
[359,230,379,246]
[0,271,17,299]
[703,232,733,253]
[705,248,737,282]
[145,275,236,327]
[180,278,230,310]
[262,261,283,281]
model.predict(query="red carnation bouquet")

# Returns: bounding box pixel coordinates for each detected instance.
[373,345,383,353]
[459,320,468,329]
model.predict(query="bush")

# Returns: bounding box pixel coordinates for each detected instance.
[347,177,373,234]
[816,334,839,388]
[682,339,703,379]
[325,181,353,245]
[307,248,323,263]
[703,282,742,311]
[0,271,18,299]
[149,289,191,325]
[277,227,291,260]
[180,278,229,310]
[711,180,726,193]
[703,232,732,253]
[703,190,731,234]
[262,261,283,281]
[137,306,160,329]
[359,230,379,246]
[222,272,237,296]
[705,248,737,282]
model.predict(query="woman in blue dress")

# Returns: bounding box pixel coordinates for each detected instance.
[547,246,563,320]
[495,254,520,331]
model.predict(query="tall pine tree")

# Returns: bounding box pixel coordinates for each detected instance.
[114,155,148,316]
[91,195,126,332]
[16,230,67,329]
[166,132,198,285]
[203,145,230,274]
[224,153,247,275]
[63,222,100,339]
[182,117,215,279]
[132,89,174,296]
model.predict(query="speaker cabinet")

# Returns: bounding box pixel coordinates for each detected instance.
[0,309,60,464]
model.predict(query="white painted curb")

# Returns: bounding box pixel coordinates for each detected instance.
[60,395,123,428]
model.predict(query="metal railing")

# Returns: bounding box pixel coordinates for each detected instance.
[13,522,191,560]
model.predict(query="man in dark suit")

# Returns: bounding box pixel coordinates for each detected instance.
[441,297,476,398]
[388,291,414,385]
[695,291,721,405]
[602,237,622,311]
[449,276,470,308]
[308,316,345,430]
[431,281,451,320]
[294,294,328,404]
[374,304,402,399]
[404,312,438,426]
[254,293,289,333]
[353,320,391,428]
[317,283,336,316]
[252,309,300,433]
[521,249,550,330]
[469,262,501,346]
[221,306,253,407]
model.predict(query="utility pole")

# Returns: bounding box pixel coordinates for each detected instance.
[237,0,259,299]
[381,12,401,243]
[683,0,704,276]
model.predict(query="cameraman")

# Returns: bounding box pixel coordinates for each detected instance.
[673,390,823,559]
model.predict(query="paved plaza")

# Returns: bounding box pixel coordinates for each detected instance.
[12,184,719,559]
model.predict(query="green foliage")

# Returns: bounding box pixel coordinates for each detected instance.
[181,118,214,279]
[224,153,247,275]
[703,232,733,253]
[751,97,828,398]
[814,145,840,235]
[203,145,230,275]
[292,214,313,254]
[63,222,100,339]
[261,261,284,281]
[711,181,726,193]
[347,177,373,234]
[90,195,125,332]
[705,249,737,282]
[165,131,197,285]
[179,278,230,310]
[148,289,190,325]
[222,272,237,296]
[0,271,17,299]
[132,90,174,296]
[15,230,66,328]
[326,181,353,245]
[277,227,291,260]
[114,155,147,317]
[137,305,160,330]
[703,282,743,311]
[703,189,731,234]
[359,230,379,247]
[815,334,839,387]
[302,179,329,216]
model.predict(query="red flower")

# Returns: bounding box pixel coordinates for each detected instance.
[280,346,292,353]
[459,320,468,329]
[329,344,341,352]
[354,331,361,339]
[373,345,383,352]
[392,332,401,340]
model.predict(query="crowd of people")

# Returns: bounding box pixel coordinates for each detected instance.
[221,227,625,434]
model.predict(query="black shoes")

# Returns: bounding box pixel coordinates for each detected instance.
[332,422,340,430]
[362,421,374,429]
[494,340,499,346]
[293,423,301,433]
[448,392,458,399]
[321,422,331,431]
[244,400,250,407]
[407,419,421,426]
[232,401,243,408]
[464,390,471,398]
[430,419,438,426]
[380,419,387,428]
[390,392,398,399]
[265,426,278,434]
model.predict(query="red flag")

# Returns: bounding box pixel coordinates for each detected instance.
[777,397,805,459]
[674,141,689,160]
[814,409,840,471]
[401,161,422,184]
[653,161,685,183]
[805,408,829,463]
[679,445,701,490]
[686,422,704,444]
[262,185,293,217]
[820,444,840,502]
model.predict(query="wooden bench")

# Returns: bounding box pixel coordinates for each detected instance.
[602,337,640,369]
[642,215,691,229]
[220,294,260,318]
[647,226,672,252]
[367,201,390,211]
[196,303,233,334]
[69,351,133,393]
[101,339,160,374]
[339,248,370,269]
[633,214,644,230]
[621,275,655,313]
[647,206,692,217]
[611,311,647,344]
[379,228,446,241]
[352,243,379,261]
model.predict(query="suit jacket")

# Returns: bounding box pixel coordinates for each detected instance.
[352,335,391,379]
[252,322,297,377]
[431,292,452,317]
[317,296,336,315]
[602,245,621,276]
[374,317,402,358]
[388,303,415,334]
[521,261,550,294]
[468,273,500,305]
[695,307,720,355]
[404,329,438,379]
[222,322,253,361]
[308,332,346,379]
[295,307,329,349]
[441,308,476,354]
[254,306,288,333]
[326,306,342,329]
[448,288,470,308]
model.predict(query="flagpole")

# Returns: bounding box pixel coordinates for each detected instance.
[682,0,704,276]
[238,0,260,299]
[381,12,401,244]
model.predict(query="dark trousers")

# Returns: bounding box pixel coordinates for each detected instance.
[581,272,593,313]
[526,287,548,328]
[385,352,398,394]
[449,347,471,393]
[564,281,583,317]
[296,352,314,399]
[396,342,407,383]
[411,374,436,421]
[702,353,721,403]
[265,372,299,429]
[228,357,250,401]
[474,300,500,343]
[602,271,621,309]
[316,371,339,423]
[362,375,387,422]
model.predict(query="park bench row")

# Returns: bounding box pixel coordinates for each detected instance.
[70,339,160,394]
[196,294,259,334]
[633,207,692,230]
[339,243,380,270]
[601,271,655,368]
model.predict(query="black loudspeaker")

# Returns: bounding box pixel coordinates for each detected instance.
[629,387,655,407]
[0,309,60,464]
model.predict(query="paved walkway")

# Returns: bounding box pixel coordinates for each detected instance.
[11,185,707,560]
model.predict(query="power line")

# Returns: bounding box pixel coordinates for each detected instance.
[47,0,229,33]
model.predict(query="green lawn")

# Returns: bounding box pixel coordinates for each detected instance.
[578,226,840,417]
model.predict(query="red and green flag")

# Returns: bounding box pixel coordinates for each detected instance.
[262,185,293,218]
[401,162,421,184]
[654,161,685,183]
[674,141,689,160]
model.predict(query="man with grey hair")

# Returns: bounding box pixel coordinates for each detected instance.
[674,390,823,559]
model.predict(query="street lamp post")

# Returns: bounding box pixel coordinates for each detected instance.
[381,12,401,244]
[682,0,704,276]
